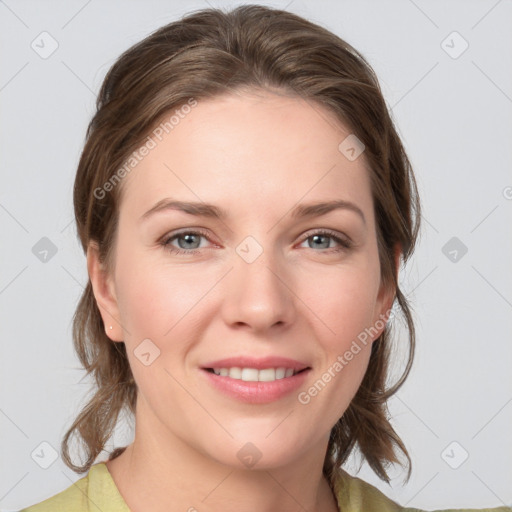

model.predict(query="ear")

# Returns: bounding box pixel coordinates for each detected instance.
[87,241,123,342]
[371,243,401,340]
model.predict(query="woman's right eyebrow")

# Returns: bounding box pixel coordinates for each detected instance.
[139,198,366,226]
[139,199,226,222]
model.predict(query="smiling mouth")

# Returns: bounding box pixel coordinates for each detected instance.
[204,367,310,382]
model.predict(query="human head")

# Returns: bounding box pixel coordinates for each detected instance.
[64,4,421,489]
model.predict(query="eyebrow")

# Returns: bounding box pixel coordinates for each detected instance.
[139,198,366,225]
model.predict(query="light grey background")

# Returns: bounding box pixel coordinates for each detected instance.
[1,0,511,510]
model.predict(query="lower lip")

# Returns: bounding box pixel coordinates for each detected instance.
[200,368,311,404]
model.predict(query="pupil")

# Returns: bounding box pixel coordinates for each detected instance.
[180,234,199,249]
[311,234,328,249]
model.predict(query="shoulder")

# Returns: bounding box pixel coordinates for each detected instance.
[333,468,511,512]
[20,471,91,512]
[333,468,406,512]
[19,462,130,512]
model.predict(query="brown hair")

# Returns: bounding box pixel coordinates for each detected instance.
[63,3,421,492]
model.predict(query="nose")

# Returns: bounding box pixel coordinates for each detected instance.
[221,246,296,333]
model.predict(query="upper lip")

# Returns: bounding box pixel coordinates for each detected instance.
[201,356,310,372]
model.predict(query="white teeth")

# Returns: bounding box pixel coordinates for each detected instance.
[258,368,276,382]
[241,368,259,381]
[275,367,286,379]
[228,367,242,379]
[211,366,301,382]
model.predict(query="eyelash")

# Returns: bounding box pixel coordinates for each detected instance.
[160,228,353,256]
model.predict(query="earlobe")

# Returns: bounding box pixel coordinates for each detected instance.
[87,241,123,342]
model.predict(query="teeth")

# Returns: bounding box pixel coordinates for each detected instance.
[229,367,242,379]
[241,368,259,381]
[275,368,286,379]
[211,366,300,382]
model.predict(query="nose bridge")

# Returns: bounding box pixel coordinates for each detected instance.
[221,234,295,330]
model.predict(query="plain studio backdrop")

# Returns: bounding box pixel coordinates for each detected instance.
[1,1,511,510]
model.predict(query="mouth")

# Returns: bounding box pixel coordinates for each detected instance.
[203,366,309,382]
[199,356,312,403]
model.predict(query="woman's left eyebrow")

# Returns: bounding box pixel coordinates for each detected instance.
[290,199,366,225]
[139,198,365,225]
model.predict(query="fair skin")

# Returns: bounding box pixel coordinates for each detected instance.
[88,89,398,512]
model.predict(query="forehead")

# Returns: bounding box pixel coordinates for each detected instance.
[118,90,373,223]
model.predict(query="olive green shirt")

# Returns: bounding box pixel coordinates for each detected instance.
[20,462,510,511]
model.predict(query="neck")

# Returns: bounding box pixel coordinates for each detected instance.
[106,398,339,512]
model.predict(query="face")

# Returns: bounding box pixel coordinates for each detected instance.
[89,89,396,470]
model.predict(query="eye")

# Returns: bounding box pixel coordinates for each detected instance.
[298,230,353,253]
[161,229,212,256]
[160,228,353,256]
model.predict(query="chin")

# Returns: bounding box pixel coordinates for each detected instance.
[196,430,314,471]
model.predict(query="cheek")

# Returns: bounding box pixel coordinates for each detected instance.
[295,268,378,426]
[115,245,202,333]
[301,261,380,346]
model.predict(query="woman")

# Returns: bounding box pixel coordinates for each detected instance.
[21,4,509,511]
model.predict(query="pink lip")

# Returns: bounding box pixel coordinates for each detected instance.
[200,368,311,404]
[199,356,312,404]
[201,356,309,372]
